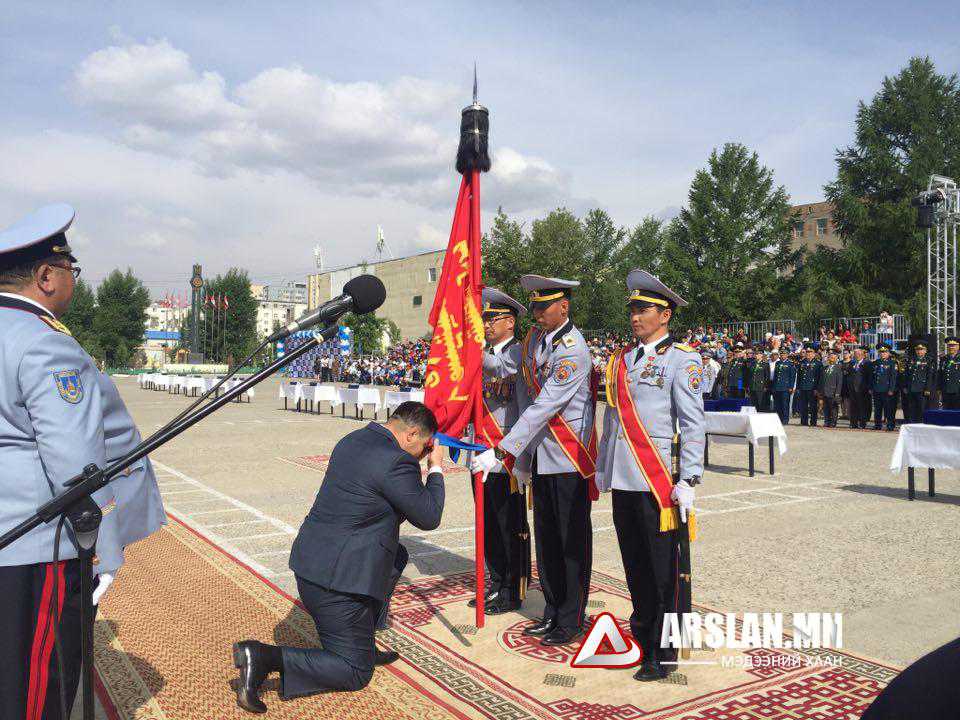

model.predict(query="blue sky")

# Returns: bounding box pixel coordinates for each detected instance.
[1,1,958,296]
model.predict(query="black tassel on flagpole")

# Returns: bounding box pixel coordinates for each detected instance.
[456,64,491,175]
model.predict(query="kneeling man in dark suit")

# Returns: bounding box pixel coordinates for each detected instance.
[232,401,446,712]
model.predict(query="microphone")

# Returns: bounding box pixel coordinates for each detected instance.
[267,274,386,342]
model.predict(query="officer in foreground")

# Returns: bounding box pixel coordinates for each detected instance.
[473,275,597,647]
[469,287,530,615]
[596,269,705,681]
[0,204,158,719]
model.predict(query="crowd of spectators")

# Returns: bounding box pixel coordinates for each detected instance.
[311,339,429,387]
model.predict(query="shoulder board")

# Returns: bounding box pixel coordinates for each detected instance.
[673,343,695,352]
[39,316,73,336]
[561,334,576,348]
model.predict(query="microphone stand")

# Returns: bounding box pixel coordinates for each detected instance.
[0,324,334,720]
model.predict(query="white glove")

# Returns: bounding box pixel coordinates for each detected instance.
[93,573,115,605]
[470,448,500,481]
[514,469,531,491]
[671,480,696,522]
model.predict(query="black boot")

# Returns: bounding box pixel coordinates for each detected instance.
[522,617,556,636]
[233,641,280,714]
[467,587,499,608]
[374,649,400,665]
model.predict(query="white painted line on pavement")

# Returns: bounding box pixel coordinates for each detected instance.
[230,531,291,542]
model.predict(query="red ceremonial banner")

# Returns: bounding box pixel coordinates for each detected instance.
[424,171,485,438]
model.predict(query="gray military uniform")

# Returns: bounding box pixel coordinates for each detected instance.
[483,320,595,474]
[597,336,705,491]
[0,295,115,566]
[481,336,529,474]
[95,372,166,574]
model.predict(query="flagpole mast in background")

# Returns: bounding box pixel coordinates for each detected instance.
[423,64,492,628]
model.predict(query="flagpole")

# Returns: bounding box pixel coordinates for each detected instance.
[470,169,486,629]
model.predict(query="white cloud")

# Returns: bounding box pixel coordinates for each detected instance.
[70,37,571,213]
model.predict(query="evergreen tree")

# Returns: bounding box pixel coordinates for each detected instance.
[61,278,98,358]
[91,269,150,367]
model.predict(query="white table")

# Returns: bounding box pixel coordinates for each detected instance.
[704,411,788,476]
[333,386,383,419]
[384,389,425,416]
[890,424,960,500]
[168,376,186,394]
[279,381,304,409]
[300,383,338,412]
[153,374,170,391]
[221,377,255,402]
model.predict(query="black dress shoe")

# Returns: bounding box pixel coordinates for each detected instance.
[633,661,670,681]
[233,641,269,714]
[522,618,557,636]
[540,627,584,646]
[484,597,521,615]
[467,589,499,608]
[374,649,400,666]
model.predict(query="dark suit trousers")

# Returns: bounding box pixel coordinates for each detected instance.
[749,390,767,412]
[943,393,960,410]
[905,393,928,423]
[282,546,408,698]
[472,472,526,601]
[532,470,592,632]
[849,390,870,427]
[612,490,678,665]
[798,389,817,425]
[820,396,838,426]
[773,391,791,424]
[872,392,896,430]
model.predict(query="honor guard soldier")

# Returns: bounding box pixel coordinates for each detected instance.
[596,270,705,681]
[770,350,797,425]
[0,204,153,720]
[796,344,823,426]
[871,343,899,430]
[904,341,937,423]
[469,287,530,615]
[939,337,960,409]
[472,276,597,647]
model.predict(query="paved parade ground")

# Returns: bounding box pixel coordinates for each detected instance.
[90,374,960,718]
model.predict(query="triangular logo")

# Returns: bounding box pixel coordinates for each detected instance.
[570,612,642,668]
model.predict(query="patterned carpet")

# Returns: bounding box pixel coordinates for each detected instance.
[94,518,898,719]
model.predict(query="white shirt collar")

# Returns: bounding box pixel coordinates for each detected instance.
[641,333,670,357]
[491,336,513,354]
[0,292,54,318]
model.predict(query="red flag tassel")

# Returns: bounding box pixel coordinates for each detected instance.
[469,170,485,629]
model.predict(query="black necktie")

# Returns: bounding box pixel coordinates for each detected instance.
[539,336,546,355]
[634,346,644,365]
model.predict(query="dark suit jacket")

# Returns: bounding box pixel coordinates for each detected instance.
[817,363,843,398]
[289,422,444,601]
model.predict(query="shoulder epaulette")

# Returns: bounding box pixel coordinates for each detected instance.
[39,316,73,336]
[673,343,695,352]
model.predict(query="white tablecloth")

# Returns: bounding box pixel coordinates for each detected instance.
[168,376,186,393]
[184,377,217,395]
[384,389,425,410]
[301,384,337,404]
[889,424,960,472]
[279,381,303,403]
[705,411,788,455]
[221,377,255,399]
[153,374,170,390]
[334,387,383,411]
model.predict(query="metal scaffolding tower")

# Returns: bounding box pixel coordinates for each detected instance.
[926,175,959,348]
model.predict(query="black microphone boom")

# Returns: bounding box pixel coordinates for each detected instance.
[267,274,385,342]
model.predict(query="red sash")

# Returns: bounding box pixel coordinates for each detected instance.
[606,345,693,534]
[477,394,518,492]
[521,329,599,501]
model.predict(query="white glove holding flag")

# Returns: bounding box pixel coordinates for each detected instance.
[92,573,115,606]
[470,448,500,482]
[671,480,695,522]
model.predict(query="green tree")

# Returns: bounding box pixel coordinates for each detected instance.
[178,269,258,364]
[667,142,796,326]
[61,278,98,357]
[91,269,150,367]
[343,311,388,354]
[824,56,960,330]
